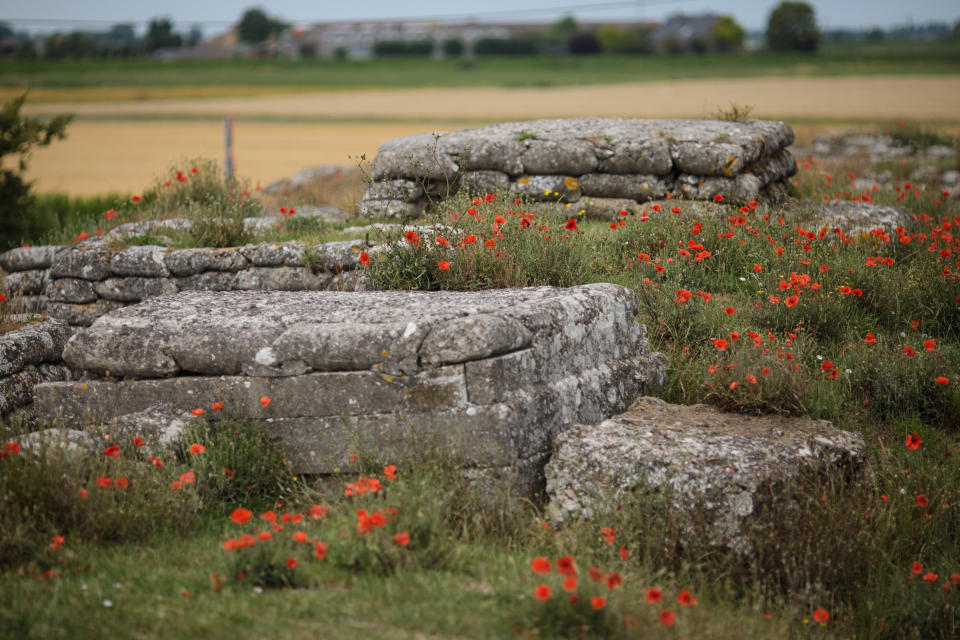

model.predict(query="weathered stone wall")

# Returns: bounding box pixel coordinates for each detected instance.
[359,118,797,219]
[0,320,74,419]
[32,285,668,494]
[1,240,370,328]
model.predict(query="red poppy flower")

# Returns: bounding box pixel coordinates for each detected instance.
[394,531,410,546]
[711,338,729,351]
[822,361,834,371]
[314,542,328,559]
[534,584,551,601]
[97,476,112,488]
[619,545,629,559]
[531,556,551,574]
[149,456,163,467]
[916,494,929,507]
[923,572,938,583]
[725,307,735,315]
[606,572,623,589]
[646,588,662,603]
[591,595,607,609]
[784,295,799,308]
[285,557,298,570]
[211,402,223,411]
[936,376,949,386]
[115,477,129,490]
[131,195,141,203]
[924,339,936,351]
[863,332,877,344]
[588,567,604,582]
[104,444,120,458]
[905,432,922,450]
[561,575,578,592]
[903,346,915,357]
[189,443,205,454]
[713,194,724,202]
[260,396,271,408]
[601,526,616,544]
[437,260,451,270]
[359,252,370,266]
[292,531,308,543]
[191,408,205,417]
[677,590,697,606]
[556,555,575,576]
[659,610,676,626]
[230,508,253,524]
[405,231,421,246]
[912,561,924,575]
[812,608,829,622]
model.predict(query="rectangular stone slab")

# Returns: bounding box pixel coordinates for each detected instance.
[61,284,634,378]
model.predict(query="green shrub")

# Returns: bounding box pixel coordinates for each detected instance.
[0,94,72,250]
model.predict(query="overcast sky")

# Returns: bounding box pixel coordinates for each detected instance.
[2,0,959,35]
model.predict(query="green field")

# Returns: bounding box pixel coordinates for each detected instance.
[3,42,960,94]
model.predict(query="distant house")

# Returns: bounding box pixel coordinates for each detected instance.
[296,21,512,59]
[649,14,721,52]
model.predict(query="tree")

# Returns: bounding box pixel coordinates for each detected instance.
[713,16,746,52]
[545,15,579,52]
[766,2,820,52]
[237,8,287,45]
[595,25,626,53]
[569,32,601,55]
[143,18,182,53]
[0,94,73,250]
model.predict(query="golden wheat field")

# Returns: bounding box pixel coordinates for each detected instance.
[22,75,960,196]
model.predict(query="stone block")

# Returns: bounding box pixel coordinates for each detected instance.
[45,278,98,304]
[461,170,510,196]
[2,269,48,295]
[175,272,236,291]
[363,179,424,202]
[232,267,332,292]
[46,300,123,327]
[240,242,307,268]
[509,175,582,202]
[37,284,665,493]
[356,198,426,221]
[519,139,598,176]
[49,245,114,280]
[165,247,248,276]
[545,397,865,551]
[110,245,171,277]
[0,245,60,273]
[0,320,69,377]
[579,174,671,201]
[94,277,179,302]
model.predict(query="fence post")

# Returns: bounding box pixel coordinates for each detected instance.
[224,114,235,184]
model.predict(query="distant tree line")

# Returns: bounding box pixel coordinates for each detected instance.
[1,2,958,61]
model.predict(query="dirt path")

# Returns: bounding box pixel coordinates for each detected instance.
[22,75,960,196]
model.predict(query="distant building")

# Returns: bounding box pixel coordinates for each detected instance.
[649,14,721,52]
[296,21,514,59]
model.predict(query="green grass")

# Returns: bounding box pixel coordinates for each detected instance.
[3,139,960,638]
[3,44,960,92]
